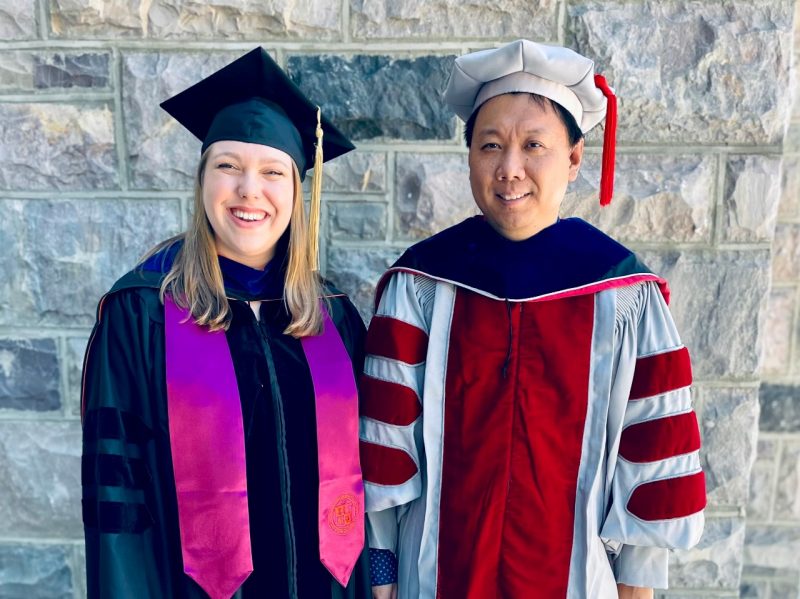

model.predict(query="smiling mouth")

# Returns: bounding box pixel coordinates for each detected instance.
[231,208,267,222]
[496,192,531,201]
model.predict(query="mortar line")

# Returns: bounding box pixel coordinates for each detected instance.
[556,0,567,47]
[112,47,130,190]
[57,335,71,419]
[37,0,48,41]
[386,150,396,244]
[341,0,351,44]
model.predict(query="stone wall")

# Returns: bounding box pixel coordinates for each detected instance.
[0,1,794,597]
[741,2,800,598]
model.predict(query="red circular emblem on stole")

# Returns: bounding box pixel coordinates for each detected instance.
[328,493,358,535]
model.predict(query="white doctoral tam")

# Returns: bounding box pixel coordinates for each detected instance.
[442,39,608,133]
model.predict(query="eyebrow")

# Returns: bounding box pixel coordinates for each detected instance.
[212,150,291,168]
[476,127,549,137]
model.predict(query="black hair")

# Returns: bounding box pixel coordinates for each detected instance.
[463,92,584,148]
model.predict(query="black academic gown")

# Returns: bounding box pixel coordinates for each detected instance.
[81,258,371,599]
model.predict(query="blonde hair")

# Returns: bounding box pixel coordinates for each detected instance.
[148,148,324,337]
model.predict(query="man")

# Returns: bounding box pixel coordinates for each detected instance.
[360,40,705,599]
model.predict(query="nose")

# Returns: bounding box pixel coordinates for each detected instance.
[238,171,260,199]
[496,148,526,181]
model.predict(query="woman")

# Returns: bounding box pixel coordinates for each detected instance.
[81,48,370,599]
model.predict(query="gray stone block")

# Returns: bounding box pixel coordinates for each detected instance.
[0,421,82,538]
[771,579,800,598]
[50,0,341,39]
[395,152,477,241]
[0,543,74,598]
[0,103,116,191]
[329,202,387,241]
[123,51,239,190]
[350,0,558,40]
[0,0,36,40]
[762,288,795,376]
[33,52,110,90]
[743,524,800,577]
[326,246,403,321]
[568,1,794,144]
[780,155,800,219]
[775,439,800,521]
[287,54,456,141]
[669,517,745,589]
[739,579,770,598]
[0,338,60,412]
[721,156,783,243]
[66,336,89,418]
[773,223,800,283]
[700,387,759,508]
[760,384,800,433]
[305,152,387,193]
[640,250,770,379]
[748,461,776,521]
[0,198,181,327]
[563,153,716,244]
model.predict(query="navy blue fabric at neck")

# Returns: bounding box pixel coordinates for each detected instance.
[139,235,288,301]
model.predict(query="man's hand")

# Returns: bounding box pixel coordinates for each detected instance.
[617,583,654,599]
[372,583,397,599]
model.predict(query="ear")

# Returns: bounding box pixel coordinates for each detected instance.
[568,138,585,182]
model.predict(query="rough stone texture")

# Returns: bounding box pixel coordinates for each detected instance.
[743,525,800,578]
[50,0,340,39]
[780,155,800,219]
[306,152,387,194]
[0,544,74,598]
[326,246,403,320]
[761,384,800,433]
[771,579,800,598]
[0,103,116,191]
[0,52,108,92]
[762,288,795,375]
[775,440,800,521]
[0,421,82,538]
[328,202,387,241]
[73,544,86,599]
[749,459,776,522]
[0,0,36,40]
[395,152,477,240]
[721,156,783,243]
[562,153,715,244]
[0,198,182,327]
[700,387,760,508]
[123,52,238,190]
[66,336,89,418]
[739,579,770,598]
[568,1,794,145]
[0,338,60,412]
[288,54,456,141]
[350,0,558,40]
[773,223,800,283]
[669,517,745,590]
[641,250,771,379]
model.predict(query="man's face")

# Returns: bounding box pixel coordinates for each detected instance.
[468,94,584,241]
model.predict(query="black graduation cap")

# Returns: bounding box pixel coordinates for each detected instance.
[160,47,355,179]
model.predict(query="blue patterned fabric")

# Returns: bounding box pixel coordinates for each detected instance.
[369,548,398,586]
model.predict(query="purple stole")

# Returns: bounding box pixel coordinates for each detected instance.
[164,296,364,598]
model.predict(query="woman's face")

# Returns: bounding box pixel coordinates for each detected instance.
[202,140,295,269]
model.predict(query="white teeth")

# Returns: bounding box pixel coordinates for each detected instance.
[499,192,529,201]
[232,209,266,222]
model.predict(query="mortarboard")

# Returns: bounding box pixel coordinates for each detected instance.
[442,40,618,206]
[160,47,356,268]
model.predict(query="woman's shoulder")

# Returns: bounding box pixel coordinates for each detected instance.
[96,272,164,327]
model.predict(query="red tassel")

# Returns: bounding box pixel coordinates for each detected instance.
[594,74,617,207]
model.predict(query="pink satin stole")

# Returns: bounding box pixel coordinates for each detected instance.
[165,296,364,597]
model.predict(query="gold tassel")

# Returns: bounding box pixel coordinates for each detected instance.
[309,106,323,271]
